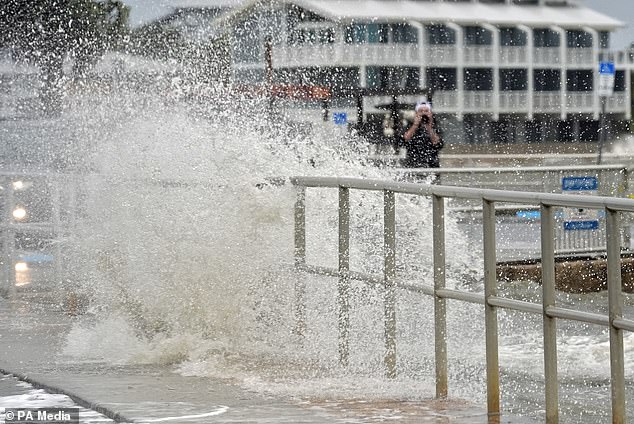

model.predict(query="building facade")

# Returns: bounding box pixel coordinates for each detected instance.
[218,0,632,144]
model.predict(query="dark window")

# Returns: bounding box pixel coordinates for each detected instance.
[366,67,419,90]
[534,69,561,91]
[368,23,389,43]
[599,31,609,49]
[614,70,625,92]
[465,26,492,46]
[233,16,261,63]
[276,67,359,93]
[464,68,493,90]
[345,23,367,43]
[500,69,527,90]
[427,67,457,90]
[567,30,592,48]
[500,28,527,47]
[392,23,418,43]
[427,25,456,45]
[534,28,560,48]
[566,70,593,91]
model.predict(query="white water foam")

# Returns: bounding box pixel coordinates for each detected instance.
[50,81,634,422]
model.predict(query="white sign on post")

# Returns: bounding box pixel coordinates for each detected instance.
[598,61,615,97]
[562,176,599,230]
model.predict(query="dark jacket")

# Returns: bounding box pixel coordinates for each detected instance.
[404,116,443,168]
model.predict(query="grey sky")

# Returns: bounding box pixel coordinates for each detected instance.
[122,0,634,50]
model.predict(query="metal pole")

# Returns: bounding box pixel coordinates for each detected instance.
[597,96,606,165]
[432,194,448,398]
[264,36,275,119]
[293,186,307,338]
[541,204,559,423]
[2,177,16,297]
[51,177,63,288]
[384,189,397,379]
[482,199,500,420]
[338,187,350,366]
[606,208,626,423]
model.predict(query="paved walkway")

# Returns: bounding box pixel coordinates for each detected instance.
[0,295,526,423]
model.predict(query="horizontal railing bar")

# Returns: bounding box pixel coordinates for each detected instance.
[545,306,609,327]
[300,264,435,294]
[395,164,628,175]
[613,318,634,333]
[290,177,634,212]
[436,288,484,304]
[488,296,543,314]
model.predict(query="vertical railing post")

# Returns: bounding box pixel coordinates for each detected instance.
[482,199,500,420]
[606,208,626,424]
[541,204,559,423]
[2,177,16,298]
[383,189,397,379]
[338,186,350,367]
[51,177,63,288]
[432,194,448,398]
[293,185,307,338]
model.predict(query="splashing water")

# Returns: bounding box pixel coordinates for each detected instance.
[40,80,633,422]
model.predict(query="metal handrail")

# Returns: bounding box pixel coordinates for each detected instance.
[290,176,632,423]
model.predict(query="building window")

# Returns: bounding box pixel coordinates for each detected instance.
[566,70,593,91]
[614,70,625,92]
[392,23,418,43]
[232,16,261,63]
[534,69,561,91]
[500,69,527,90]
[599,31,609,49]
[464,26,492,46]
[500,28,527,47]
[464,68,493,91]
[366,67,419,90]
[427,25,456,45]
[289,27,335,45]
[427,67,457,90]
[368,23,389,43]
[567,30,592,48]
[534,29,560,48]
[345,23,367,43]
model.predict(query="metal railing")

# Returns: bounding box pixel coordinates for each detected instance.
[290,176,634,423]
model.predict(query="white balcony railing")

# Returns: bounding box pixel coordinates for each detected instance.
[464,91,493,113]
[273,43,420,67]
[425,45,459,66]
[499,92,529,112]
[533,92,562,113]
[606,93,628,113]
[464,46,494,65]
[500,46,528,66]
[431,91,458,111]
[430,90,628,116]
[567,48,595,67]
[534,48,561,66]
[273,44,603,70]
[566,91,595,110]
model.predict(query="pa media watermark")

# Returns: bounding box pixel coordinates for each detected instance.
[0,408,79,424]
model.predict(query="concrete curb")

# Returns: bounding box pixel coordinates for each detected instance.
[0,367,135,423]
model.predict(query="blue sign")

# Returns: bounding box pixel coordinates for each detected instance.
[564,221,599,231]
[598,61,615,96]
[599,62,615,75]
[333,112,348,125]
[516,210,540,219]
[562,176,598,191]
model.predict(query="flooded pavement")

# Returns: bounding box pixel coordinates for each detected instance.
[0,296,523,423]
